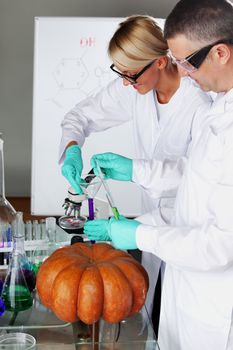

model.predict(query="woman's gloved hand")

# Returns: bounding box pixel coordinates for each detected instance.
[84,219,111,241]
[91,152,133,181]
[61,145,83,194]
[109,217,140,250]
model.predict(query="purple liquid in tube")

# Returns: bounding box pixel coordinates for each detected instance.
[88,198,95,244]
[88,198,94,220]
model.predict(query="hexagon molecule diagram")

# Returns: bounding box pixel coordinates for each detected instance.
[54,58,89,89]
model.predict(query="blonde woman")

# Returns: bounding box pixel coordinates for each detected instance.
[59,15,211,333]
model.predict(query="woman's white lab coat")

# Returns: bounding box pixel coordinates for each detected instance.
[133,89,233,350]
[59,76,211,320]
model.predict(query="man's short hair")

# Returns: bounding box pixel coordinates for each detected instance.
[164,0,233,43]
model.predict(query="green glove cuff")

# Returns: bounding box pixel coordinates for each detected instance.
[109,218,140,250]
[65,144,81,157]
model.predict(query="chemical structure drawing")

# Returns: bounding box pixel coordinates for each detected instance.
[48,48,114,112]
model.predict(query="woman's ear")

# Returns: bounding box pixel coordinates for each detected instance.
[155,56,168,70]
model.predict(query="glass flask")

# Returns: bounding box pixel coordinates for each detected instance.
[0,133,16,248]
[32,217,62,274]
[1,213,35,311]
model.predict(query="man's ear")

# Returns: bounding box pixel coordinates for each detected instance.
[214,43,231,65]
[155,56,168,70]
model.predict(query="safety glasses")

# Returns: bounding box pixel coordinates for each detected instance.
[110,60,155,84]
[170,39,233,73]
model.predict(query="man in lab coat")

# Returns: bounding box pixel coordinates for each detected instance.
[85,1,233,349]
[59,15,211,333]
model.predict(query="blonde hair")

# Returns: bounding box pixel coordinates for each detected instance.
[108,15,168,69]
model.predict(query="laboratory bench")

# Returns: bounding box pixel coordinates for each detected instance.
[0,292,159,349]
[0,202,160,349]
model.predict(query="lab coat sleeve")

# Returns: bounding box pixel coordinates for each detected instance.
[136,138,233,272]
[59,78,134,162]
[132,157,187,199]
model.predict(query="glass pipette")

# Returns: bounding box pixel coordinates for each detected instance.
[95,161,120,220]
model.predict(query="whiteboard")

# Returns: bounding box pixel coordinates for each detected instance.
[31,17,164,217]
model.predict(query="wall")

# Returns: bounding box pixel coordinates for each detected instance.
[0,0,178,196]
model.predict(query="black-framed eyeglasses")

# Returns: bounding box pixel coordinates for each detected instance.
[170,39,233,73]
[110,60,155,84]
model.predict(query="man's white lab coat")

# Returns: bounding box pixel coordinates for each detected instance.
[59,76,211,320]
[133,89,233,350]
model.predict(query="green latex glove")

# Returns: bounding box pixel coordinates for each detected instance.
[61,145,83,194]
[84,216,126,241]
[109,217,140,250]
[91,152,133,181]
[84,219,111,241]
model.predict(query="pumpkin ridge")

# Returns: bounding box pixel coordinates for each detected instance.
[51,262,87,322]
[97,261,133,323]
[72,243,93,258]
[100,249,130,262]
[110,257,149,287]
[77,265,104,324]
[111,259,149,315]
[92,242,114,261]
[36,255,88,307]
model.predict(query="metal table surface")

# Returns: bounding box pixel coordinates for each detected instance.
[0,291,159,349]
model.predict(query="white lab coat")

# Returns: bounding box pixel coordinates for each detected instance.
[59,76,211,320]
[133,89,233,350]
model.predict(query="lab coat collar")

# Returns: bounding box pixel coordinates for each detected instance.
[211,88,233,113]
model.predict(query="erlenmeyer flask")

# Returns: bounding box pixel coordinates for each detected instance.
[1,213,34,311]
[1,252,33,312]
[32,217,62,274]
[0,133,16,248]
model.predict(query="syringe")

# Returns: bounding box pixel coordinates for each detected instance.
[95,161,120,220]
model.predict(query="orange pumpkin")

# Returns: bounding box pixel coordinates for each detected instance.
[36,242,149,324]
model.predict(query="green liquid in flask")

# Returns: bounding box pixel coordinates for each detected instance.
[2,285,33,312]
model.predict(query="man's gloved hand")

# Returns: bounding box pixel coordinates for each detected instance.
[109,217,140,250]
[84,219,111,241]
[91,153,133,181]
[61,145,83,194]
